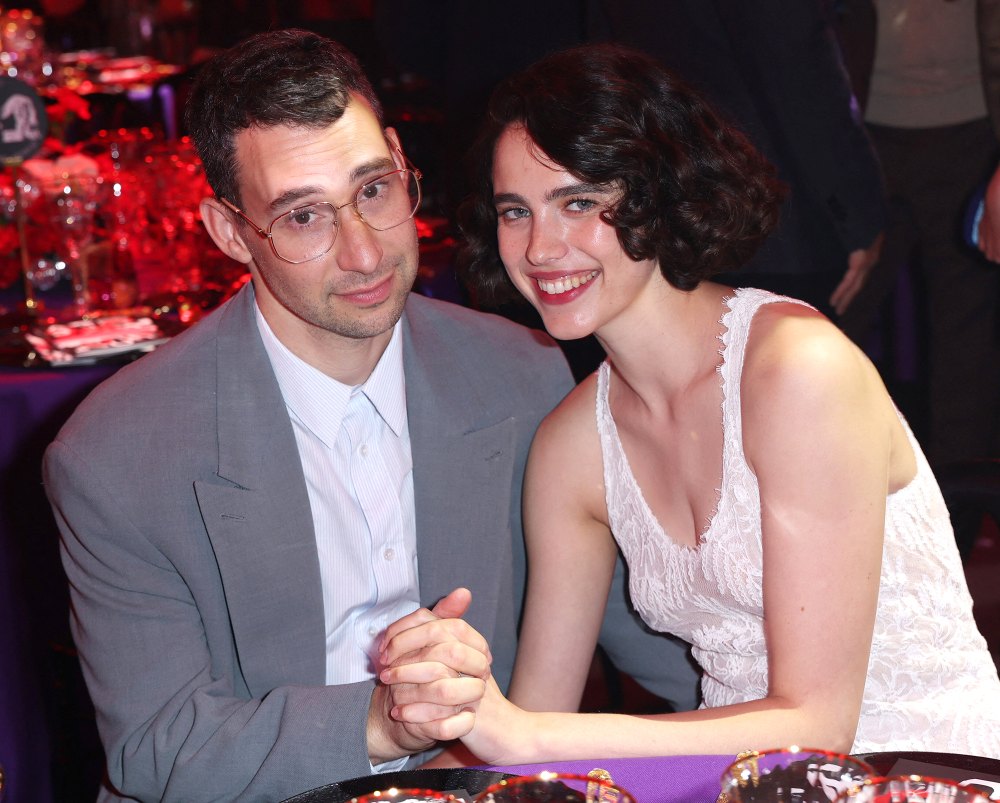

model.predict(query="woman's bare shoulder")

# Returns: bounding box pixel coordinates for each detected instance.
[535,370,601,443]
[527,370,607,517]
[742,302,872,396]
[740,301,894,455]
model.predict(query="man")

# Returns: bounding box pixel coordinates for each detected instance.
[44,29,696,802]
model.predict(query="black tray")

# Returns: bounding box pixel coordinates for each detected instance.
[855,751,1000,776]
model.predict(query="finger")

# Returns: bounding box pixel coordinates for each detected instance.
[383,644,491,682]
[378,588,473,655]
[392,709,476,743]
[383,619,491,669]
[379,606,441,653]
[387,676,486,710]
[832,263,870,315]
[431,587,472,620]
[829,275,855,315]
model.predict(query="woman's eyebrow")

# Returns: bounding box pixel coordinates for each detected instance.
[493,191,525,206]
[493,182,611,207]
[546,182,609,201]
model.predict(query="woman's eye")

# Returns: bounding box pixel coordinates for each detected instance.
[566,198,599,212]
[498,206,529,221]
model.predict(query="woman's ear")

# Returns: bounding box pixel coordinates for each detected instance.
[200,198,253,264]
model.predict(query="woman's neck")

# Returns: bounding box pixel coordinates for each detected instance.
[596,281,731,407]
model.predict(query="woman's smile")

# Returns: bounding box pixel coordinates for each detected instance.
[534,269,600,298]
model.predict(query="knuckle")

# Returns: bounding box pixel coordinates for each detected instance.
[442,641,464,665]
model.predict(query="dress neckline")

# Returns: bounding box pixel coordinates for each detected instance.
[598,292,744,552]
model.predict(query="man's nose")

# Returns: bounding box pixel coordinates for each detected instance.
[334,209,383,273]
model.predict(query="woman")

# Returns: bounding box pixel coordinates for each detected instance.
[382,43,1000,761]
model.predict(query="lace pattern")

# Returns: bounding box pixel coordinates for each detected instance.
[596,287,1000,757]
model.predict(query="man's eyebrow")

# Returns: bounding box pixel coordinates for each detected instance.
[268,186,326,213]
[267,156,398,213]
[348,155,396,184]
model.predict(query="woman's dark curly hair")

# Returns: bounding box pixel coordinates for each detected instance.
[457,43,786,306]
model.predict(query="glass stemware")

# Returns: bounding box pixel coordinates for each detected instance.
[833,775,993,803]
[17,172,103,319]
[477,771,637,803]
[720,747,876,803]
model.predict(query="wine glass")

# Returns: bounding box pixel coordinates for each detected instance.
[350,788,458,803]
[17,173,103,319]
[476,771,637,803]
[720,747,876,803]
[833,775,993,803]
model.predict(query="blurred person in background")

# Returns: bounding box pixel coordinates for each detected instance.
[837,0,1000,480]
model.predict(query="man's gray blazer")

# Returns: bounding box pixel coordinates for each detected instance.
[44,284,697,802]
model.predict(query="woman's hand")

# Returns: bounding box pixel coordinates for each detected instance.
[374,589,491,753]
[978,165,1000,263]
[377,588,535,766]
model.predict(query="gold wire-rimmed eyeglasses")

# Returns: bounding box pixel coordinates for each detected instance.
[220,160,422,265]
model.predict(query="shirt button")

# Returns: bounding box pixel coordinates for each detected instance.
[383,547,395,561]
[359,444,369,457]
[368,625,378,637]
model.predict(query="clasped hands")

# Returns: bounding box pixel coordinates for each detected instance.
[367,587,496,766]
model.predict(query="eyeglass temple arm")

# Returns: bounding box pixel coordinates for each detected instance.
[389,140,423,180]
[218,197,269,237]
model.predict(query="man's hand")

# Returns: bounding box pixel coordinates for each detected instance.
[830,233,884,316]
[978,166,1000,263]
[366,589,491,766]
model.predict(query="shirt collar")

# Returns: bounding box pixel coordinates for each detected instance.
[254,302,407,447]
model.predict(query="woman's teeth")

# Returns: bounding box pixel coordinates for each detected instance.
[536,270,599,295]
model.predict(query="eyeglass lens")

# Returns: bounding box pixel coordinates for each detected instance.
[270,169,421,263]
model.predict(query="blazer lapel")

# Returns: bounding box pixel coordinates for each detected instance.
[402,298,516,643]
[194,287,326,695]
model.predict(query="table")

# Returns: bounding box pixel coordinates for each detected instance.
[282,749,1000,803]
[482,755,734,803]
[281,756,736,803]
[0,363,118,803]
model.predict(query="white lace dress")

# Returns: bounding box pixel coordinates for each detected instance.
[597,287,1000,757]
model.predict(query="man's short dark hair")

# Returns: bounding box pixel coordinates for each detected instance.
[457,43,786,306]
[185,28,383,206]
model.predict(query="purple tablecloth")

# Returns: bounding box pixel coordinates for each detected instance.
[0,363,118,803]
[480,755,735,803]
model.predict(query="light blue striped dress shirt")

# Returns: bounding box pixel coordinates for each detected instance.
[256,307,419,687]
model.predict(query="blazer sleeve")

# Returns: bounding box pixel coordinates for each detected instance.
[45,439,376,803]
[715,0,887,254]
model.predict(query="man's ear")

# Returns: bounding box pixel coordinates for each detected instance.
[200,197,254,264]
[385,126,405,169]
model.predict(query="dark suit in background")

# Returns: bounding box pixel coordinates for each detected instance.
[837,0,1000,472]
[588,0,887,318]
